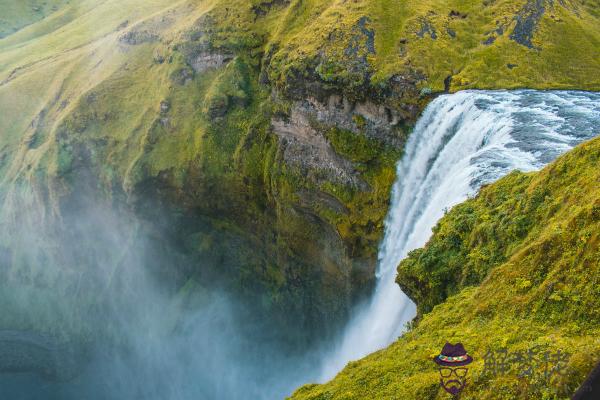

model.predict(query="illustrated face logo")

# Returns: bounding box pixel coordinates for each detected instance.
[439,365,468,395]
[433,342,473,397]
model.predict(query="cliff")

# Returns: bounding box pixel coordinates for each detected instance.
[290,136,600,399]
[1,0,599,344]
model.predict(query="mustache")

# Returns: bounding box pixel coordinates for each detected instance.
[441,378,465,395]
[443,379,463,387]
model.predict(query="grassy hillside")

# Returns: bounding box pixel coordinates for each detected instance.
[0,0,72,38]
[263,0,600,98]
[0,0,599,347]
[290,137,600,399]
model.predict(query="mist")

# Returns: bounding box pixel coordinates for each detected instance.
[0,181,324,400]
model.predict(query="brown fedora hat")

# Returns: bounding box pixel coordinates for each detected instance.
[433,342,473,367]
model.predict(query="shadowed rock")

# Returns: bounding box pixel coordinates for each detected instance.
[572,360,600,400]
[510,0,547,48]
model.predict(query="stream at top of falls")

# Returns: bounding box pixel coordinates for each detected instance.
[1,90,599,399]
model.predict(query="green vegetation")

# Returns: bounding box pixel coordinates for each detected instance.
[290,137,600,399]
[322,127,401,260]
[261,0,600,98]
[0,0,599,364]
[0,0,71,38]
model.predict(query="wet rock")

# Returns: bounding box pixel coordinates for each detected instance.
[444,75,453,92]
[572,359,600,400]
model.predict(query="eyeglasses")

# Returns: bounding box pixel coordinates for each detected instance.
[439,367,468,378]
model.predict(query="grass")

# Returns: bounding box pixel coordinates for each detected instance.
[0,0,599,380]
[0,0,72,39]
[261,0,600,94]
[290,137,600,400]
[2,0,599,234]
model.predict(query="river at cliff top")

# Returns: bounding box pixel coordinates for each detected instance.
[1,90,599,399]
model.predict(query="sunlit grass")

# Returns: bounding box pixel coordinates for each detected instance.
[291,137,600,400]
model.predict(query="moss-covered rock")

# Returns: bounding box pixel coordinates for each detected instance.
[0,0,599,348]
[290,137,600,399]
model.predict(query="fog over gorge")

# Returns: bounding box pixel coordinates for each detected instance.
[1,0,600,399]
[2,89,599,400]
[0,182,325,399]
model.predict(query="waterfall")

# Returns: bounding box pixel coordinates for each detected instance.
[320,89,600,380]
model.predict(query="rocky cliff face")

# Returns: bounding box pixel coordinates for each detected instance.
[1,0,599,351]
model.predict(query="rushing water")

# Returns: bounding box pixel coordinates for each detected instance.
[320,90,600,380]
[1,90,600,399]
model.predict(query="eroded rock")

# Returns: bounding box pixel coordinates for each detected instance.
[189,52,234,73]
[291,94,405,146]
[272,105,362,188]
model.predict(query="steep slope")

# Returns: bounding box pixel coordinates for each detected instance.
[290,137,600,399]
[0,0,72,38]
[1,0,599,348]
[264,0,600,97]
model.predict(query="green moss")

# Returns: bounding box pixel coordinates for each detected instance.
[290,137,600,400]
[397,139,600,318]
[316,127,401,259]
[202,58,251,118]
[1,0,599,360]
[262,0,600,97]
[326,127,379,165]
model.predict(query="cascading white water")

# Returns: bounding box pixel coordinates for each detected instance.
[2,90,599,400]
[320,89,600,380]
